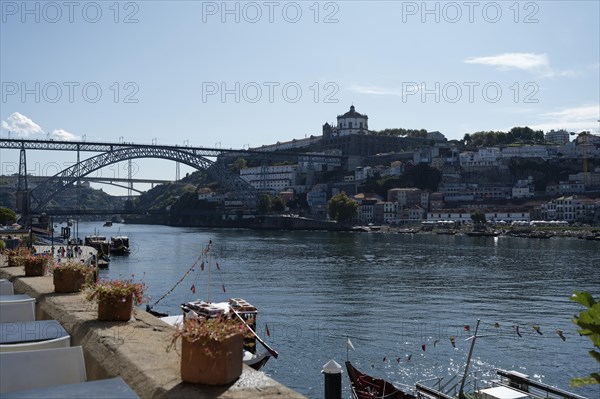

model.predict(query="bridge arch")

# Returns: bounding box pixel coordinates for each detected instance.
[29,146,257,214]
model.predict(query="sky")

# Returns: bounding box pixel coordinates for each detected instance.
[1,0,599,194]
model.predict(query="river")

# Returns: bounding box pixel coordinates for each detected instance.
[76,222,599,399]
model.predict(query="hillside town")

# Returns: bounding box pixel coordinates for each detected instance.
[202,105,600,226]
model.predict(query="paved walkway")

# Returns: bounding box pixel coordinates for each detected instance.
[34,245,97,265]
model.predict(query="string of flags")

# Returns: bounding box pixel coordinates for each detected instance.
[189,241,227,295]
[342,320,572,364]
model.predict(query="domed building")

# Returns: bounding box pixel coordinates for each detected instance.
[337,105,368,136]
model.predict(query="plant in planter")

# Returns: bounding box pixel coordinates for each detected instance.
[168,316,252,385]
[6,248,33,268]
[84,276,145,321]
[51,261,96,293]
[20,253,52,277]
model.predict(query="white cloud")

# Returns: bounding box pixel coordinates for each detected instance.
[349,85,402,96]
[465,53,549,71]
[1,112,82,140]
[530,104,600,133]
[348,83,427,97]
[50,129,80,141]
[0,112,43,136]
[465,52,584,79]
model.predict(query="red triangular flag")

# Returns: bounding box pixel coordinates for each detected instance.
[464,325,471,332]
[191,284,196,294]
[265,324,270,337]
[216,262,221,270]
[200,262,204,271]
[222,284,226,293]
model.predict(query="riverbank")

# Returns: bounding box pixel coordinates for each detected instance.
[0,261,307,399]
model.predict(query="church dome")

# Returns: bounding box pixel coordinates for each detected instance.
[338,105,368,119]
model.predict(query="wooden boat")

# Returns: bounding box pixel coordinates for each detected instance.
[147,241,275,371]
[345,360,415,399]
[110,236,130,255]
[85,235,110,254]
[158,298,273,370]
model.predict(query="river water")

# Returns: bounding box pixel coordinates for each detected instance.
[77,222,599,399]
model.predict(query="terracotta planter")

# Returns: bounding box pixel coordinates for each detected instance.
[97,293,133,321]
[53,269,87,293]
[181,333,243,385]
[24,258,46,277]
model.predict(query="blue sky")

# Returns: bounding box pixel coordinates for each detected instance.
[1,1,599,192]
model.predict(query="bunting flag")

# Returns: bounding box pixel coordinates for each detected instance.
[347,338,355,351]
[265,324,270,337]
[532,325,543,335]
[200,262,204,271]
[450,336,456,348]
[433,339,439,347]
[407,354,412,362]
[222,284,226,293]
[464,325,471,332]
[514,324,522,337]
[383,356,387,362]
[556,329,566,341]
[421,344,426,351]
[216,262,221,270]
[396,357,401,363]
[190,284,195,294]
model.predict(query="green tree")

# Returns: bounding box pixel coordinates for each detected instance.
[271,196,285,212]
[0,207,16,225]
[471,211,486,226]
[258,194,271,214]
[328,192,358,223]
[570,291,600,387]
[231,158,248,173]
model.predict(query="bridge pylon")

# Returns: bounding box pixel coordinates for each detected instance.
[16,146,30,214]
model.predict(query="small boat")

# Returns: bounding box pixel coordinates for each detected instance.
[147,240,276,371]
[346,360,415,399]
[157,298,273,370]
[85,235,111,267]
[110,236,130,255]
[465,230,500,237]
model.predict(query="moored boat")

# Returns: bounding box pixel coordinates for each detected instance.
[346,360,415,399]
[147,240,276,371]
[157,298,273,370]
[110,236,130,255]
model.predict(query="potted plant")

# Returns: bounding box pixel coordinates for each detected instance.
[84,276,145,321]
[20,253,51,277]
[168,316,250,385]
[51,260,96,293]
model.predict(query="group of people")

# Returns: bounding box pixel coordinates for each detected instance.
[53,245,83,260]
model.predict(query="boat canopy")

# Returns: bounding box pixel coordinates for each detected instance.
[477,386,530,399]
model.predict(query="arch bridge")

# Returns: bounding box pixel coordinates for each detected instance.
[0,138,343,215]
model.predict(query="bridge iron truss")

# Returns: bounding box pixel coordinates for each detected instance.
[28,146,258,214]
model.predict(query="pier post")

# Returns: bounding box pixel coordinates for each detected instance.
[322,359,342,399]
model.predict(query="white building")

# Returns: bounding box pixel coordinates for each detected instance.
[459,147,501,167]
[239,165,299,193]
[512,176,535,199]
[502,145,549,159]
[485,211,530,223]
[355,166,374,181]
[337,105,368,136]
[545,129,570,145]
